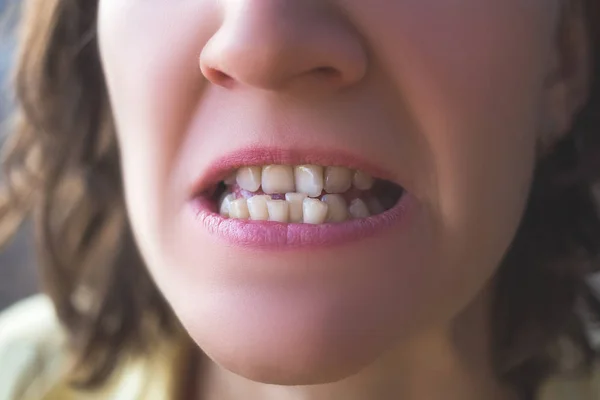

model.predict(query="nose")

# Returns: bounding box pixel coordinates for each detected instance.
[200,0,368,92]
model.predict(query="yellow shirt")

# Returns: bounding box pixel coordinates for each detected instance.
[0,295,598,400]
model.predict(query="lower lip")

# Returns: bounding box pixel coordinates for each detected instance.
[189,193,415,250]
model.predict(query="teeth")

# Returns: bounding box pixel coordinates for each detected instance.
[294,165,324,198]
[352,170,374,191]
[247,195,271,221]
[366,197,385,215]
[348,198,370,219]
[223,194,385,223]
[302,198,328,224]
[285,193,308,223]
[262,165,295,194]
[321,194,348,222]
[324,166,352,194]
[229,198,250,219]
[224,173,237,185]
[223,164,389,223]
[219,193,235,217]
[267,200,289,222]
[236,166,262,192]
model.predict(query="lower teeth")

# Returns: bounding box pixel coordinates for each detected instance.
[217,189,399,224]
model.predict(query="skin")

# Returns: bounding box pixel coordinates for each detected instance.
[97,0,590,399]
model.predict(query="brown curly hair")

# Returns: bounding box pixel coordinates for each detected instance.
[1,0,600,398]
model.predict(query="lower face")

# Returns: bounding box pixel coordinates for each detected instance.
[98,0,559,385]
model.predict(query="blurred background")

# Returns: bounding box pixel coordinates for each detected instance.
[0,1,38,311]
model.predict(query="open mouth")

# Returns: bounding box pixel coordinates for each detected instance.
[201,164,405,224]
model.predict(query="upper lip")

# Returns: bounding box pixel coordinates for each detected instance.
[188,145,400,199]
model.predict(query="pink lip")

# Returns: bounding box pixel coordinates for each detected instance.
[190,193,413,250]
[187,146,413,249]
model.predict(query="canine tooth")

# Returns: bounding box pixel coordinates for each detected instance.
[302,198,328,224]
[352,170,374,190]
[262,165,295,194]
[324,166,352,193]
[285,193,307,223]
[348,199,370,219]
[294,165,324,197]
[219,193,235,217]
[229,198,250,219]
[224,173,237,185]
[267,200,289,223]
[236,166,262,192]
[321,194,348,222]
[247,195,271,221]
[367,198,385,215]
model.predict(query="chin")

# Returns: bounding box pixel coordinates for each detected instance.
[190,324,389,386]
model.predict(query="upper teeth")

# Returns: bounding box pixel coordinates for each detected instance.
[324,166,353,194]
[261,165,296,194]
[236,166,262,192]
[217,165,392,224]
[294,165,324,198]
[234,164,373,195]
[352,170,375,191]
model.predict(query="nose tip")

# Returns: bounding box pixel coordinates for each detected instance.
[199,2,367,92]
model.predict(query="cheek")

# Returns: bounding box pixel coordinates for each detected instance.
[97,0,219,262]
[354,0,555,264]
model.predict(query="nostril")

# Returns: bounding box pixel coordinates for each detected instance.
[312,66,342,82]
[315,66,339,76]
[202,66,236,88]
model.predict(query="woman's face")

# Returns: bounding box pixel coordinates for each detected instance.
[98,0,567,384]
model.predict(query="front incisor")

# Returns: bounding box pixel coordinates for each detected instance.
[286,193,308,223]
[295,165,324,197]
[267,200,290,222]
[262,165,295,194]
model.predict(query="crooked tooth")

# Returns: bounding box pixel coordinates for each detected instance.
[267,200,289,223]
[229,198,250,219]
[219,193,235,217]
[322,194,348,222]
[262,165,295,194]
[236,166,262,192]
[294,165,324,198]
[247,195,271,221]
[348,198,370,219]
[353,170,374,191]
[285,193,307,223]
[324,166,352,194]
[303,198,328,224]
[366,198,385,215]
